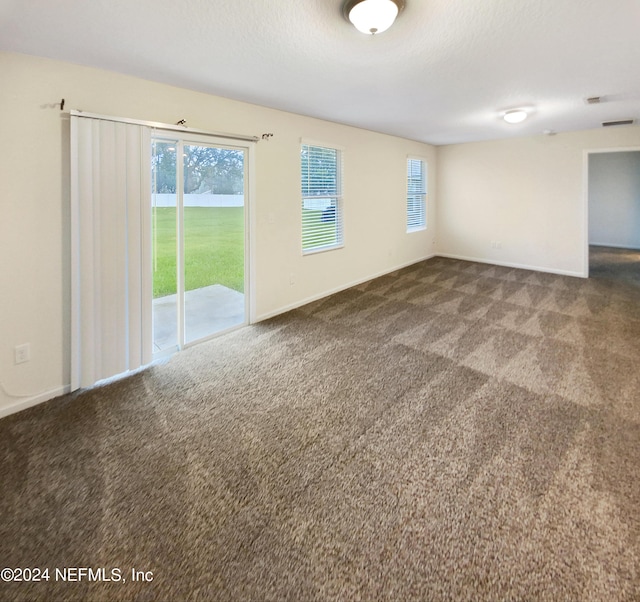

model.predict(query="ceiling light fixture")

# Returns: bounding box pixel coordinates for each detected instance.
[343,0,405,35]
[503,109,528,124]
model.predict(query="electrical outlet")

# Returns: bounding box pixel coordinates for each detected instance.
[15,343,30,364]
[289,273,296,285]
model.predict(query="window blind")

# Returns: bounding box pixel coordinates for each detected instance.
[301,143,343,253]
[407,158,427,231]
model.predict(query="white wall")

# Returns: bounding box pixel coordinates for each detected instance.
[588,151,640,249]
[0,52,436,416]
[437,128,640,276]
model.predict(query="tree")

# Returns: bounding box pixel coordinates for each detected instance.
[152,142,244,195]
[152,143,177,193]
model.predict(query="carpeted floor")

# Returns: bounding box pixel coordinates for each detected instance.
[1,249,639,601]
[590,244,640,288]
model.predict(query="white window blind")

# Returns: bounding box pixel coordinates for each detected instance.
[301,143,343,253]
[70,115,153,390]
[407,158,427,232]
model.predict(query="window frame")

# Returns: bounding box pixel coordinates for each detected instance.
[300,139,345,255]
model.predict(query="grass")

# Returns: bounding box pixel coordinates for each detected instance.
[153,207,244,298]
[153,207,337,297]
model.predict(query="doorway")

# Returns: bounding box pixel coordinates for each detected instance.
[586,149,640,284]
[151,135,249,354]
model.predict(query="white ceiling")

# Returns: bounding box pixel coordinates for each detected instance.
[1,0,639,145]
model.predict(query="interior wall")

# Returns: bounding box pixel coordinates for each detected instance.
[588,151,640,249]
[0,51,436,416]
[437,127,640,275]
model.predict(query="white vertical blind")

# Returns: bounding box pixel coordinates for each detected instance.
[70,116,152,390]
[407,158,427,231]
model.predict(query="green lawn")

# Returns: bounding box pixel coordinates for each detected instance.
[153,207,244,298]
[153,207,337,297]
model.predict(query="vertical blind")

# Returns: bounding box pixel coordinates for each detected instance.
[407,158,427,231]
[301,143,343,253]
[70,116,153,390]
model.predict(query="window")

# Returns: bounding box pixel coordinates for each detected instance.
[407,157,427,231]
[301,142,343,253]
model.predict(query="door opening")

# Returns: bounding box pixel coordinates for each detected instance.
[586,149,640,282]
[151,136,248,355]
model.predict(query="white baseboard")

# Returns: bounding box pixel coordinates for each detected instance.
[590,242,640,251]
[255,254,436,322]
[436,252,586,279]
[0,385,71,420]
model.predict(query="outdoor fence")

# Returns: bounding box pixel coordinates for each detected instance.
[152,194,244,208]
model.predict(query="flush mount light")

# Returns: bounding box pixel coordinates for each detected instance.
[503,109,528,124]
[343,0,405,35]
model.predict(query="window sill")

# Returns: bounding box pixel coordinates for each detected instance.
[302,243,345,256]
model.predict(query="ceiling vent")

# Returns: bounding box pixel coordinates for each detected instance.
[585,96,602,104]
[602,119,635,127]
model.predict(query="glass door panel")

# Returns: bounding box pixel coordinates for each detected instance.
[183,144,246,343]
[151,139,179,353]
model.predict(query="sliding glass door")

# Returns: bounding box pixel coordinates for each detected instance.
[151,136,247,354]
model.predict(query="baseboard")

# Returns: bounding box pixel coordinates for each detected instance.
[0,385,71,420]
[590,243,640,251]
[436,252,586,278]
[255,254,436,322]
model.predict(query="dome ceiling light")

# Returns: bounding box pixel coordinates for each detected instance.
[343,0,406,35]
[503,109,528,124]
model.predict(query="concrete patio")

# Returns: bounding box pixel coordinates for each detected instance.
[153,284,245,352]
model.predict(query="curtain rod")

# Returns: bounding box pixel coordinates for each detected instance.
[69,109,261,143]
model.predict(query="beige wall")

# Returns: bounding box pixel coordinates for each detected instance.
[0,52,436,416]
[436,127,640,276]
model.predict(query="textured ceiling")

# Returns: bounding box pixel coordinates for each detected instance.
[1,0,639,145]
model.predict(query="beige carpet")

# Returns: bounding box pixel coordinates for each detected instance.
[1,250,639,601]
